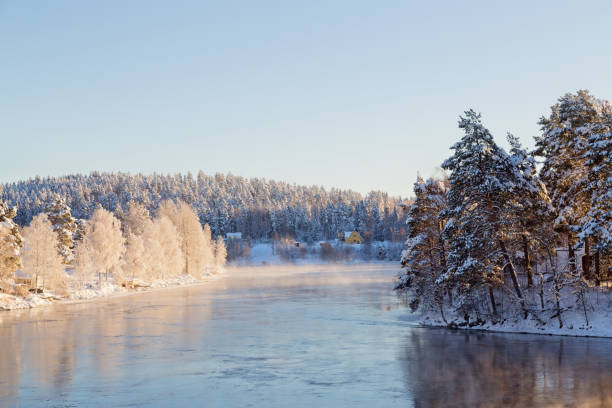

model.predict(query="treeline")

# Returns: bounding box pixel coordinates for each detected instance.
[396,90,611,327]
[1,172,408,243]
[0,198,225,296]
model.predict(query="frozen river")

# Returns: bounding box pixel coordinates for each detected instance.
[2,264,612,407]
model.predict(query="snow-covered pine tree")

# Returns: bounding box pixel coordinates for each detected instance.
[506,134,553,287]
[440,110,525,317]
[396,176,449,319]
[44,195,77,264]
[74,219,87,244]
[578,109,612,282]
[22,214,67,294]
[535,90,612,277]
[0,201,22,285]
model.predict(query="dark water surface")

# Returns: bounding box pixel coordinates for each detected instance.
[1,264,612,407]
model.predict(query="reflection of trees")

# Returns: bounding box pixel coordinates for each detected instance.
[0,287,216,403]
[400,329,612,407]
[0,314,23,402]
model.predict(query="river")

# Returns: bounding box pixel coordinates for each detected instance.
[1,264,612,407]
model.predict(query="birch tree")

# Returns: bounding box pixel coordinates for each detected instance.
[79,207,125,284]
[22,214,67,293]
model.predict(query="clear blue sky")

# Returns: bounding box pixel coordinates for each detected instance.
[2,1,611,197]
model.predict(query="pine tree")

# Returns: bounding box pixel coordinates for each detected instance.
[396,176,449,318]
[506,134,553,287]
[22,214,67,293]
[578,110,612,281]
[536,90,612,277]
[44,196,77,264]
[440,110,525,316]
[0,202,23,284]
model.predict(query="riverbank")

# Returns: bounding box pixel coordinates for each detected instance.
[417,293,612,338]
[0,273,222,311]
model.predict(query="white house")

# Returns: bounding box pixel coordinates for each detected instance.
[226,232,243,240]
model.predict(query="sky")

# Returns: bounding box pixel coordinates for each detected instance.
[1,1,612,198]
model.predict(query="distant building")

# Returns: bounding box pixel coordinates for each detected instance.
[225,232,242,240]
[343,231,362,244]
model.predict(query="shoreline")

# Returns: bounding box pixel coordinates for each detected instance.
[0,273,223,312]
[415,313,612,339]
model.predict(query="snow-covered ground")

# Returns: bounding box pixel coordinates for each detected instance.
[417,289,612,338]
[0,273,222,311]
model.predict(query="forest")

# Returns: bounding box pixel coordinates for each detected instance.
[395,90,611,330]
[0,198,225,302]
[1,172,408,243]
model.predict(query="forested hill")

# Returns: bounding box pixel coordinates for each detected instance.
[1,172,408,242]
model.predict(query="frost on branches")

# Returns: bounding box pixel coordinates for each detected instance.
[0,201,22,286]
[397,93,612,334]
[44,195,77,265]
[1,199,227,309]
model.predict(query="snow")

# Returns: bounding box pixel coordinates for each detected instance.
[416,287,612,338]
[0,272,223,311]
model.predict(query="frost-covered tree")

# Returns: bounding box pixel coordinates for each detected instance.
[536,90,612,276]
[396,176,449,318]
[440,110,525,315]
[158,200,213,278]
[0,202,22,284]
[73,235,96,287]
[214,235,227,273]
[1,171,407,243]
[22,214,67,293]
[578,110,612,281]
[119,200,151,236]
[73,218,87,243]
[153,216,184,280]
[77,207,125,284]
[44,196,77,264]
[506,134,553,287]
[122,229,146,280]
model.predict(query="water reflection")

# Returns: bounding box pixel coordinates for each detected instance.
[400,329,612,407]
[1,265,612,407]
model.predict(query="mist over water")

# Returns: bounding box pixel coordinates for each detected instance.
[1,264,612,407]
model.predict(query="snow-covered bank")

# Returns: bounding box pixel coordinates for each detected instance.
[0,273,222,311]
[414,289,612,338]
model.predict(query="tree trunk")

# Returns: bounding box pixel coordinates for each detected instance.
[439,300,448,324]
[498,239,523,299]
[568,234,576,274]
[488,286,497,315]
[583,236,591,280]
[522,234,533,287]
[594,249,601,286]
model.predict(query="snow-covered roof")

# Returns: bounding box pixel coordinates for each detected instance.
[226,232,242,239]
[344,231,355,238]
